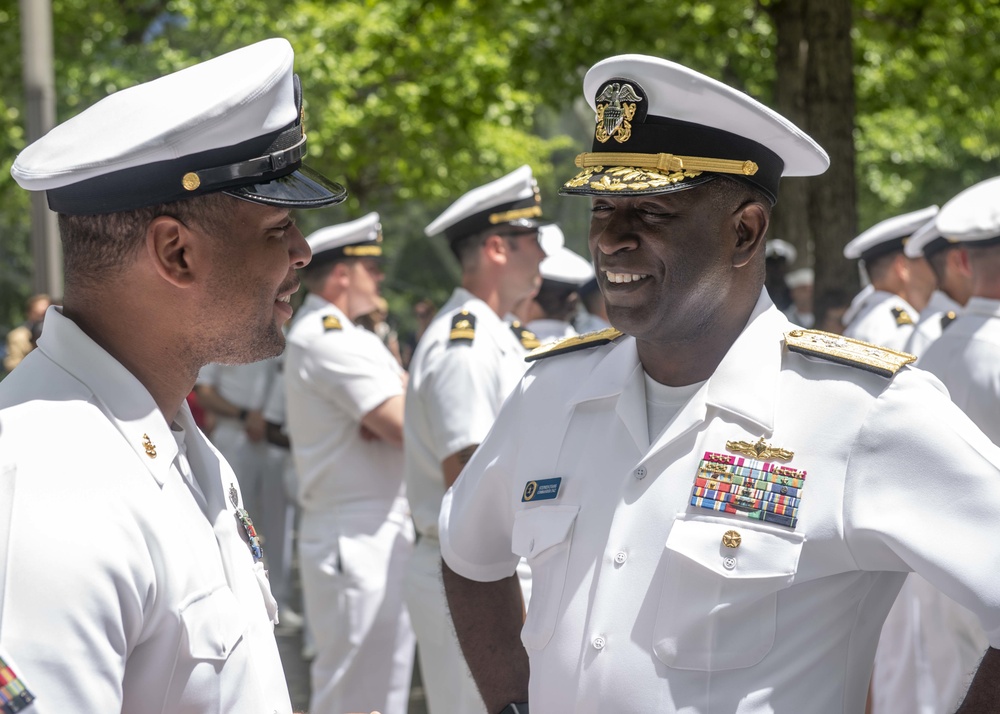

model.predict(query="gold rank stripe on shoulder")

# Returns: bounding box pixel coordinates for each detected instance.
[322,315,343,331]
[525,327,624,362]
[449,310,476,345]
[784,329,916,378]
[891,306,914,326]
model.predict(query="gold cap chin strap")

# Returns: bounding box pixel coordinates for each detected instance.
[575,151,758,177]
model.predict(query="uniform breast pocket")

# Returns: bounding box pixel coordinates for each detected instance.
[511,504,579,651]
[652,513,804,671]
[180,585,249,662]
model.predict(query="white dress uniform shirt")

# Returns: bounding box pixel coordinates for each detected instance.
[0,307,289,714]
[526,318,578,346]
[284,293,414,714]
[440,291,1000,714]
[842,288,917,351]
[403,286,529,714]
[903,289,962,357]
[918,296,1000,443]
[196,359,278,524]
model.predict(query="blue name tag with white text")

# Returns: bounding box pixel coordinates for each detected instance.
[522,477,562,502]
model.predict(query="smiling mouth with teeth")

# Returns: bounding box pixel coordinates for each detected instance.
[604,270,650,284]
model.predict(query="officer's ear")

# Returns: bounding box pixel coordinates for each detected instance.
[482,232,508,265]
[146,215,197,288]
[732,201,769,269]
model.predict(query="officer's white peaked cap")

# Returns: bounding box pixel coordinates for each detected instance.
[785,268,814,290]
[561,54,829,203]
[936,177,1000,246]
[425,165,546,243]
[765,239,798,263]
[540,246,594,288]
[537,223,565,256]
[903,217,947,258]
[306,212,383,264]
[843,205,938,262]
[12,38,346,215]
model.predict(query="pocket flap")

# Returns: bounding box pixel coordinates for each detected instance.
[180,586,248,661]
[512,505,580,558]
[665,513,804,580]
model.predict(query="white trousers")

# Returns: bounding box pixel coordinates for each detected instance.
[404,536,487,714]
[299,507,416,714]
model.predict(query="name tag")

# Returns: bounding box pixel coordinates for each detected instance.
[522,477,561,502]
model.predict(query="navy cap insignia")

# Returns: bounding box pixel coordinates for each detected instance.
[891,307,913,326]
[595,80,644,144]
[449,310,476,345]
[785,329,915,378]
[323,315,343,331]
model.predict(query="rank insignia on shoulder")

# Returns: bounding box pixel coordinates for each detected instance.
[941,311,958,330]
[525,327,623,362]
[0,651,36,714]
[784,329,915,378]
[322,315,343,331]
[891,307,913,326]
[449,310,476,345]
[510,320,540,350]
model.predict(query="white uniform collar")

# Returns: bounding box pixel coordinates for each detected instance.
[961,296,1000,318]
[922,289,962,318]
[566,289,780,434]
[35,306,180,486]
[297,292,354,328]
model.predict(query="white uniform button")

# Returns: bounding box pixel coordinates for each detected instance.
[614,551,627,565]
[634,466,647,479]
[723,556,737,570]
[592,636,606,650]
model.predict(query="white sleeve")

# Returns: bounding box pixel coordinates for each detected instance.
[440,375,523,582]
[423,342,502,461]
[844,367,1000,647]
[302,331,402,422]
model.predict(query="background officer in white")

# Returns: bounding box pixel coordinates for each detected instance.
[404,166,547,714]
[841,206,938,350]
[438,54,1000,714]
[901,216,973,357]
[0,38,347,713]
[514,234,594,346]
[284,213,415,714]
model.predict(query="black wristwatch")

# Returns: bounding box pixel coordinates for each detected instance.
[238,408,248,421]
[499,703,528,714]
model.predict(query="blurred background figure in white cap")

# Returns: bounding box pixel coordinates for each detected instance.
[404,164,549,714]
[841,206,938,350]
[513,226,594,345]
[765,238,797,311]
[900,216,973,357]
[0,38,345,714]
[283,212,416,714]
[783,267,815,328]
[872,178,1000,714]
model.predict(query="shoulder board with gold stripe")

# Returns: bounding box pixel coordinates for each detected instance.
[784,329,915,378]
[891,306,913,326]
[449,310,476,345]
[940,311,957,330]
[525,327,624,363]
[322,315,343,331]
[510,321,540,350]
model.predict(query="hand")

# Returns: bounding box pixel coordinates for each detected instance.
[244,410,266,442]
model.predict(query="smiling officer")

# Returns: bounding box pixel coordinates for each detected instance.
[438,54,1000,714]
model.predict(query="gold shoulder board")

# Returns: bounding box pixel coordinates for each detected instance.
[941,311,957,330]
[525,327,624,363]
[891,307,913,326]
[510,321,541,350]
[323,315,343,331]
[784,329,915,378]
[449,310,476,345]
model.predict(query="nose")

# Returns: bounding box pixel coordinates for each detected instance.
[592,210,640,256]
[288,223,310,269]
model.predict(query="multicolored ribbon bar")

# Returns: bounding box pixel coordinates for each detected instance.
[235,508,264,562]
[690,449,805,529]
[0,655,35,714]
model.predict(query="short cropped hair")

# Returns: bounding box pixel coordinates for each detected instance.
[58,193,230,290]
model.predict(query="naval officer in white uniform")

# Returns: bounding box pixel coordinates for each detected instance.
[0,39,347,713]
[516,234,595,346]
[404,166,547,714]
[438,54,1000,714]
[284,213,415,714]
[841,206,938,351]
